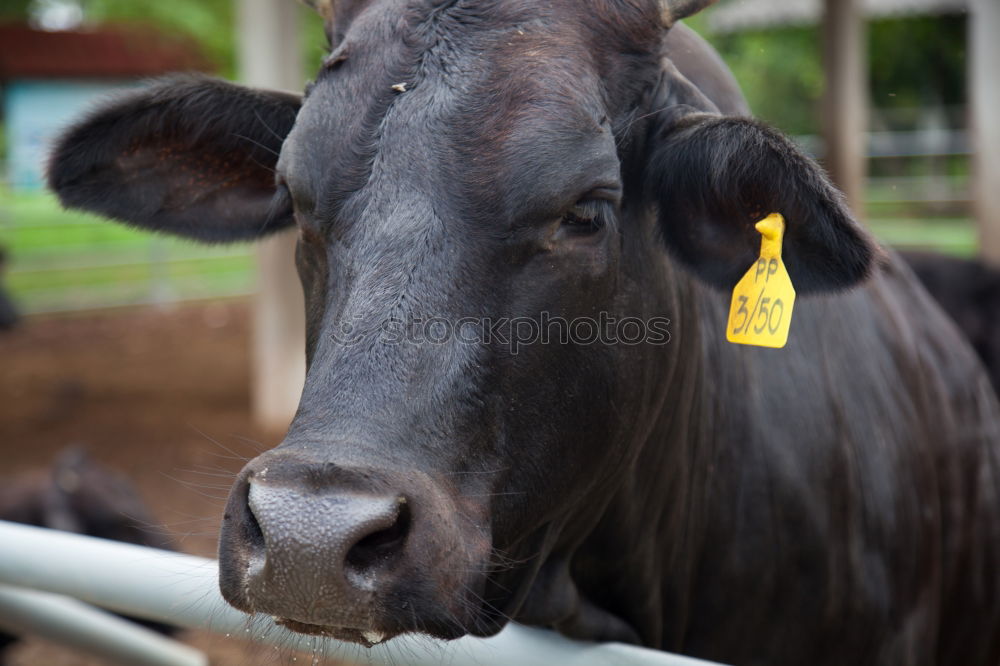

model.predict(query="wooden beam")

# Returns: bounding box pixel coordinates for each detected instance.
[821,0,868,218]
[971,0,1000,265]
[237,0,307,432]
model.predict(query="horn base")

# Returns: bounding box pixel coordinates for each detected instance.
[660,0,718,25]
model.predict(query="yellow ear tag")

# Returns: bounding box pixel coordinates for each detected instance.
[726,213,796,348]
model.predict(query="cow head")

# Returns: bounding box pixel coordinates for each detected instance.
[48,0,877,647]
[0,448,174,550]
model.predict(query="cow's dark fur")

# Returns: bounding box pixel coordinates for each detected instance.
[47,1,1000,664]
[902,250,1000,392]
[0,449,177,651]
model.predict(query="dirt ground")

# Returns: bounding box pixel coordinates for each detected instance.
[0,301,354,666]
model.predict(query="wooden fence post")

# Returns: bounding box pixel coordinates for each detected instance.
[822,0,868,219]
[237,0,306,432]
[971,0,1000,265]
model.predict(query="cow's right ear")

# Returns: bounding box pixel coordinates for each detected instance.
[48,74,301,243]
[644,111,880,294]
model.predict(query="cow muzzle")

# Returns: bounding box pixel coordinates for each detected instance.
[218,449,491,645]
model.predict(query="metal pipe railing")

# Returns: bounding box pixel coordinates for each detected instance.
[0,520,724,666]
[0,585,207,666]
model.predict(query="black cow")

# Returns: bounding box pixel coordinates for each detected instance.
[901,250,1000,392]
[0,247,19,331]
[0,449,176,652]
[46,1,1000,664]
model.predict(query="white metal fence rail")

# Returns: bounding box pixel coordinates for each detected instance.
[0,521,726,666]
[0,585,206,666]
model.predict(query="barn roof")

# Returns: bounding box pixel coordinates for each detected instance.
[708,0,970,33]
[0,23,211,79]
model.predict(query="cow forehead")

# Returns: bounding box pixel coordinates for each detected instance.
[283,5,621,225]
[325,0,662,46]
[310,0,610,134]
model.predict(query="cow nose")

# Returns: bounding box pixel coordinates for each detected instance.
[246,482,410,590]
[218,461,414,629]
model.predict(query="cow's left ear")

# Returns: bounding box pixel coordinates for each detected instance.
[644,112,882,294]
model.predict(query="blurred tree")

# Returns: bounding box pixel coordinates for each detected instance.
[711,26,825,135]
[686,13,967,136]
[0,0,34,17]
[869,15,966,120]
[682,13,825,134]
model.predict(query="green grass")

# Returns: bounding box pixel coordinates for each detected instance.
[0,189,256,313]
[868,217,977,256]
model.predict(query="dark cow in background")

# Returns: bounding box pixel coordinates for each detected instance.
[0,449,176,653]
[46,0,1000,664]
[902,250,1000,392]
[0,247,19,332]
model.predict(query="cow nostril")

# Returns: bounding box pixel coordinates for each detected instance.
[345,499,411,578]
[242,481,266,553]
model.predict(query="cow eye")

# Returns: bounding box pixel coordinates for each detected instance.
[561,199,610,234]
